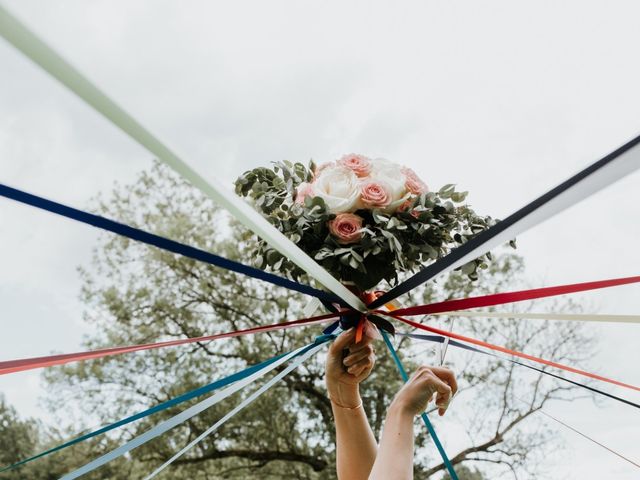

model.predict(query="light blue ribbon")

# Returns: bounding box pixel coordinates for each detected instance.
[1,339,330,473]
[143,337,331,479]
[59,335,334,479]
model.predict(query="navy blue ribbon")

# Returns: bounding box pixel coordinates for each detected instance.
[370,133,640,309]
[401,333,640,411]
[0,183,343,305]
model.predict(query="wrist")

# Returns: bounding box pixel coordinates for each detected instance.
[327,382,361,408]
[388,398,417,420]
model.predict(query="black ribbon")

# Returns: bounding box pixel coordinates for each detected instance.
[370,133,640,309]
[402,332,640,411]
[323,311,395,336]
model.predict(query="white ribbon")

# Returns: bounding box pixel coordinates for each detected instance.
[60,345,307,480]
[142,341,325,479]
[0,4,365,311]
[429,311,640,324]
[439,143,640,281]
[439,316,455,366]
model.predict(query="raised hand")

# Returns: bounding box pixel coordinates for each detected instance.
[391,366,458,417]
[325,323,376,408]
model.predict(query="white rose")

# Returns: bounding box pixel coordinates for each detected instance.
[312,166,361,213]
[370,158,409,202]
[370,158,395,173]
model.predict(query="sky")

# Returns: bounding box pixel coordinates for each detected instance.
[0,0,639,478]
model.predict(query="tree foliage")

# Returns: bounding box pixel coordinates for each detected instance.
[0,395,36,479]
[3,163,596,479]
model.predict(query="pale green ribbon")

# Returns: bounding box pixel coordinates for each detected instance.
[0,4,364,311]
[60,342,320,479]
[142,340,328,479]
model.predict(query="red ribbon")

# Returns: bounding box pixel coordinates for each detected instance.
[357,291,385,342]
[0,312,340,376]
[386,312,640,393]
[342,291,386,343]
[8,274,638,375]
[392,275,640,316]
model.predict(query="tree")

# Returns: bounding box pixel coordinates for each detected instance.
[442,465,486,480]
[0,394,37,480]
[12,163,595,479]
[0,395,130,480]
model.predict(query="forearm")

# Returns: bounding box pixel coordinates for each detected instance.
[330,384,378,480]
[368,403,414,480]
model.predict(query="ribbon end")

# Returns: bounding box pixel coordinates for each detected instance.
[355,317,366,343]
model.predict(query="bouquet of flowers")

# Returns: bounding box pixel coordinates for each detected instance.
[235,154,505,294]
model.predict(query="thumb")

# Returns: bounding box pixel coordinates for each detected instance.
[331,328,356,351]
[363,319,381,341]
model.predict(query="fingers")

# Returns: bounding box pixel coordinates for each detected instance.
[330,325,376,358]
[435,388,452,416]
[344,343,375,376]
[347,351,376,377]
[413,366,454,416]
[427,366,458,396]
[362,319,382,341]
[330,328,356,352]
[328,324,378,382]
[424,374,451,416]
[343,344,374,367]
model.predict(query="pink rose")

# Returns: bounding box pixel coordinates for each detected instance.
[401,167,429,194]
[401,166,420,181]
[328,213,364,244]
[295,182,315,204]
[337,154,372,177]
[398,198,413,212]
[398,198,421,219]
[360,181,392,209]
[405,176,428,195]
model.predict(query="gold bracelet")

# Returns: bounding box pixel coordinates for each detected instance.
[329,396,363,410]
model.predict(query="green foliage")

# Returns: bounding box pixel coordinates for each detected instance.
[235,161,513,291]
[0,395,131,479]
[0,395,36,479]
